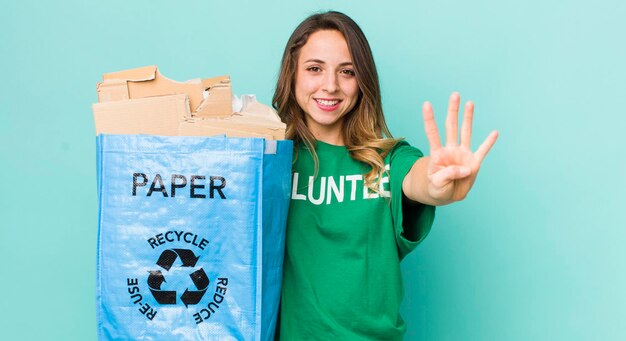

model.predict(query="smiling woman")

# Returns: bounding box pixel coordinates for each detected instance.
[272,10,497,341]
[294,30,359,145]
[273,11,402,189]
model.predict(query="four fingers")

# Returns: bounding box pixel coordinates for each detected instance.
[422,92,496,164]
[421,93,498,199]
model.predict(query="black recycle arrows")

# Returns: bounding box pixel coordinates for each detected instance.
[147,248,210,307]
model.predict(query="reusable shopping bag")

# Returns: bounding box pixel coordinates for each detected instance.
[96,134,292,341]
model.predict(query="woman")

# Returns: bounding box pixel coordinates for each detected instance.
[272,11,498,340]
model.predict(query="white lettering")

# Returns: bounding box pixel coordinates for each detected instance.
[290,165,392,204]
[308,176,326,205]
[379,165,391,198]
[346,175,362,201]
[326,176,344,204]
[291,173,306,200]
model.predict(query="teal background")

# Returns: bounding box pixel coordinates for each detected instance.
[1,0,624,340]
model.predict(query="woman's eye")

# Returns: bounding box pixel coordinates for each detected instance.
[341,69,356,76]
[307,66,321,72]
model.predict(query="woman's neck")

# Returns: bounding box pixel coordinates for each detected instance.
[314,132,344,146]
[309,125,345,146]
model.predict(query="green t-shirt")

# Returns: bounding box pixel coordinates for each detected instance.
[277,140,436,340]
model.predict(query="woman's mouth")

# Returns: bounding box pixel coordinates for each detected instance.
[314,98,341,112]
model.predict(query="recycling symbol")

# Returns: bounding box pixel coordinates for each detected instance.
[148,248,210,307]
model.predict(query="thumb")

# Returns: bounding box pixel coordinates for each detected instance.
[430,165,471,188]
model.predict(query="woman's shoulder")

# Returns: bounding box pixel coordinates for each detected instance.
[386,139,425,162]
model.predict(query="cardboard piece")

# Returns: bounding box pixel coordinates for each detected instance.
[94,94,188,135]
[98,66,231,118]
[92,66,286,140]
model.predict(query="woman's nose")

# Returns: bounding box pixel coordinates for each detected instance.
[322,72,338,93]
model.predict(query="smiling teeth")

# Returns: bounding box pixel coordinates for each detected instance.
[316,99,339,106]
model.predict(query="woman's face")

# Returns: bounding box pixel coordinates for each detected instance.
[295,29,359,145]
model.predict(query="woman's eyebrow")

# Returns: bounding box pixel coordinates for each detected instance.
[303,59,353,67]
[304,59,326,64]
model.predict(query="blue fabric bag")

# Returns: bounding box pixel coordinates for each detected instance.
[96,134,292,341]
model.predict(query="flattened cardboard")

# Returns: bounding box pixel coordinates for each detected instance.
[97,66,232,117]
[96,79,129,102]
[93,66,286,140]
[178,122,274,140]
[93,94,188,136]
[184,115,285,140]
[103,65,157,81]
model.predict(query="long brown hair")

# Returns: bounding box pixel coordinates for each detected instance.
[272,11,400,188]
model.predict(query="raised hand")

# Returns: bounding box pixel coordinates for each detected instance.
[421,92,498,204]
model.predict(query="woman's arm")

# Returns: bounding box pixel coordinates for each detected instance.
[402,92,499,206]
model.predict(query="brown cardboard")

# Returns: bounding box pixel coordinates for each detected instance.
[178,122,274,140]
[93,94,188,136]
[93,66,286,140]
[184,115,285,140]
[97,66,232,117]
